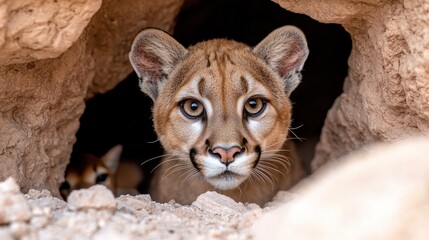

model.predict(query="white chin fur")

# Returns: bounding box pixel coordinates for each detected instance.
[206,175,247,190]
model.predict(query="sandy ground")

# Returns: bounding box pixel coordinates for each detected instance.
[0,177,293,240]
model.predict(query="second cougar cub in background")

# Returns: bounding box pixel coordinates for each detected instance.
[129,26,309,205]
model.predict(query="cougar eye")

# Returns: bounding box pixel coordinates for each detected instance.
[244,97,267,117]
[95,173,109,184]
[180,99,204,119]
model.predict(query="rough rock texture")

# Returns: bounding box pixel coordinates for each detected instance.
[1,137,428,239]
[68,185,116,211]
[0,0,102,65]
[275,0,429,170]
[0,178,31,224]
[0,39,95,195]
[0,179,268,239]
[85,0,183,97]
[252,136,429,240]
[0,0,183,194]
[1,1,428,237]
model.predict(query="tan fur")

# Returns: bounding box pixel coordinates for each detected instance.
[60,145,140,199]
[130,26,309,205]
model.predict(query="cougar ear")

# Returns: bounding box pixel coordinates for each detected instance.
[253,26,309,96]
[129,28,187,101]
[101,145,123,173]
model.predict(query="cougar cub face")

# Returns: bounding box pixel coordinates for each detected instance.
[130,26,308,190]
[60,145,122,199]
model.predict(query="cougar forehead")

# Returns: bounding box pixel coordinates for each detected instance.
[161,40,288,104]
[154,39,290,119]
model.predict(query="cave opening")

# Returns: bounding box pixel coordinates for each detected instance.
[70,0,351,194]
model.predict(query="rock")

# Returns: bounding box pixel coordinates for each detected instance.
[0,177,20,194]
[9,222,30,239]
[85,0,185,96]
[275,0,429,170]
[252,136,429,240]
[0,38,94,195]
[25,189,67,212]
[0,0,184,195]
[0,178,31,224]
[116,195,150,219]
[25,189,53,199]
[0,230,13,240]
[0,0,102,65]
[192,191,249,215]
[67,185,116,211]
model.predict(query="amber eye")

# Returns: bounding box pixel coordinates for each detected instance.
[180,99,204,119]
[244,98,267,117]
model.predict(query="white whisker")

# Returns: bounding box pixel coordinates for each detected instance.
[259,162,286,178]
[141,153,176,165]
[151,157,184,174]
[161,163,190,182]
[289,124,304,130]
[257,166,277,190]
[179,168,198,184]
[287,129,304,142]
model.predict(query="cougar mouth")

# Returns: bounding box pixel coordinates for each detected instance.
[206,171,248,190]
[212,170,242,179]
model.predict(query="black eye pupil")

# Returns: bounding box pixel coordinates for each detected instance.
[190,102,198,111]
[96,173,108,183]
[249,100,257,108]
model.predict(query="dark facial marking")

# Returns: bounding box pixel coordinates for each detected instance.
[242,138,248,146]
[240,76,249,94]
[252,145,262,168]
[190,148,200,171]
[224,54,235,65]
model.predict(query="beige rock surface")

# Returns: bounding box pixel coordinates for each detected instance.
[67,185,116,211]
[252,136,429,240]
[1,137,428,239]
[0,178,265,239]
[0,0,428,237]
[85,0,184,96]
[0,0,102,65]
[0,0,183,194]
[275,0,429,170]
[0,178,31,224]
[0,37,94,194]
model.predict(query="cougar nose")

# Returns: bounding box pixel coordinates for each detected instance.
[211,146,243,166]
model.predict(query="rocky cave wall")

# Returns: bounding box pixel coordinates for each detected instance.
[275,0,429,170]
[0,0,428,194]
[0,0,184,194]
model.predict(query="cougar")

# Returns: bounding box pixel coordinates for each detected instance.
[129,26,309,205]
[60,145,143,199]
